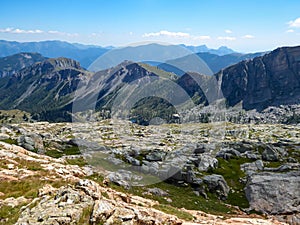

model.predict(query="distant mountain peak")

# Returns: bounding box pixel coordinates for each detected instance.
[46,57,82,69]
[0,52,47,78]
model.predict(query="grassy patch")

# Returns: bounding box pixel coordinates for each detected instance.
[88,172,232,215]
[212,157,253,209]
[86,173,104,184]
[63,145,81,155]
[66,157,88,167]
[9,157,45,171]
[1,138,17,145]
[45,145,81,158]
[265,161,282,168]
[154,204,194,221]
[0,176,71,200]
[0,204,26,225]
[45,150,64,158]
[78,205,93,225]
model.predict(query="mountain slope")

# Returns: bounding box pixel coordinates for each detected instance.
[218,46,300,110]
[0,52,46,77]
[158,52,265,75]
[0,57,91,121]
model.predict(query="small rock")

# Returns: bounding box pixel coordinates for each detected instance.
[146,188,168,196]
[203,174,230,200]
[240,160,264,176]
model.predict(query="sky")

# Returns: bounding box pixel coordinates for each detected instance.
[1,0,300,52]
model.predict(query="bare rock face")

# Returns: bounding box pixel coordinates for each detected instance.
[219,46,300,111]
[245,171,300,224]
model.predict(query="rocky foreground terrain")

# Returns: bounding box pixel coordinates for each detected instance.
[0,120,299,224]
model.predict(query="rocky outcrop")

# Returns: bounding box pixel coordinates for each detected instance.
[0,141,86,181]
[218,46,300,111]
[203,174,230,200]
[16,179,183,225]
[15,179,286,225]
[245,171,300,224]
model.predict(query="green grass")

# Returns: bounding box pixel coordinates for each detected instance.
[212,157,253,209]
[2,157,44,172]
[45,150,64,158]
[1,138,17,145]
[78,205,93,225]
[265,161,283,168]
[63,145,81,155]
[45,145,81,158]
[89,172,232,215]
[0,176,71,200]
[0,204,26,225]
[66,157,88,167]
[154,204,194,221]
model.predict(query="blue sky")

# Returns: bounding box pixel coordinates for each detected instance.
[1,0,300,52]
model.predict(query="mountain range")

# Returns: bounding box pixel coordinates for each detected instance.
[0,43,299,123]
[0,40,239,70]
[180,44,236,55]
[0,40,108,68]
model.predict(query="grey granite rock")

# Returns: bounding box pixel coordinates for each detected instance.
[245,171,300,216]
[203,174,230,200]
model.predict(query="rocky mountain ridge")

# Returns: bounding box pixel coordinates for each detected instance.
[0,45,299,125]
[0,57,92,121]
[0,52,46,78]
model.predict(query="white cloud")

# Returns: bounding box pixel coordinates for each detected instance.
[217,36,236,41]
[225,29,232,34]
[48,30,60,34]
[48,30,78,37]
[242,34,255,39]
[143,30,190,38]
[0,27,78,37]
[288,17,300,28]
[286,29,295,33]
[142,30,210,42]
[193,35,211,40]
[0,27,44,34]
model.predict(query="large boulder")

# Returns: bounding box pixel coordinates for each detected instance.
[262,145,285,161]
[17,133,44,152]
[216,148,241,160]
[105,169,143,189]
[203,174,230,200]
[197,154,218,172]
[245,171,300,224]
